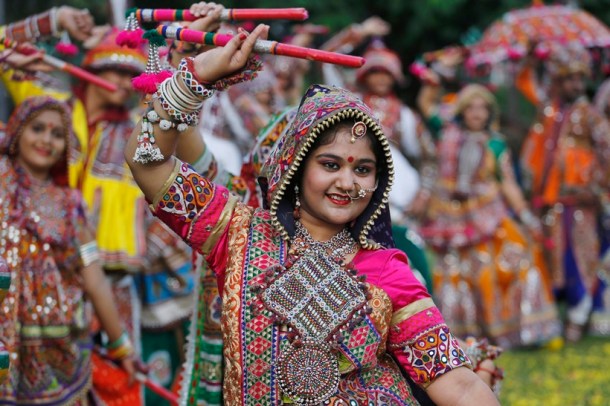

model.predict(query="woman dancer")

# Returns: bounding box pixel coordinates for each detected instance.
[416,82,561,349]
[125,24,498,405]
[0,97,134,404]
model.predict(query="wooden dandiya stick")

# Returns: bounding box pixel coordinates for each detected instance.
[157,25,365,68]
[135,8,308,22]
[6,42,118,92]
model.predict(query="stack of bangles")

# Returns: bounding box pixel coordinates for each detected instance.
[463,337,504,395]
[133,57,214,164]
[5,7,60,42]
[106,332,134,361]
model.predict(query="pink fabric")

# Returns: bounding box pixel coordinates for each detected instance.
[390,307,446,344]
[352,248,431,310]
[152,161,233,292]
[354,248,471,386]
[391,325,469,386]
[154,210,192,243]
[206,229,230,294]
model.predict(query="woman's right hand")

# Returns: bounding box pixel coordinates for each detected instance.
[188,2,224,34]
[57,6,94,42]
[193,23,269,83]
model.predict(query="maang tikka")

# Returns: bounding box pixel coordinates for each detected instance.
[351,121,367,143]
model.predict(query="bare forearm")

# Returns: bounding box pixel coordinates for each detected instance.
[81,264,123,342]
[501,179,528,214]
[427,367,499,406]
[417,84,441,119]
[175,122,206,164]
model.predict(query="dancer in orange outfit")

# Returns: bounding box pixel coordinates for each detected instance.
[417,70,561,348]
[518,42,610,342]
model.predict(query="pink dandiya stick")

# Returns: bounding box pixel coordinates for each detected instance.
[157,25,365,68]
[94,346,179,405]
[135,373,179,405]
[42,54,119,92]
[136,8,308,22]
[8,44,118,92]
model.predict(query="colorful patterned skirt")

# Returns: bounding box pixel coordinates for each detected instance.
[430,217,562,349]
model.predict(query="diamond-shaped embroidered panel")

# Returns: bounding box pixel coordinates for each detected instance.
[248,380,271,400]
[241,214,283,405]
[248,336,272,355]
[249,253,275,270]
[341,318,381,370]
[246,314,273,333]
[348,326,369,348]
[249,357,270,377]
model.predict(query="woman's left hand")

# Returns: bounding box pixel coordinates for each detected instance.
[120,357,136,385]
[119,356,149,386]
[193,23,269,83]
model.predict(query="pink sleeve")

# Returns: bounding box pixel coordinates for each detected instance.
[151,160,237,287]
[376,250,472,388]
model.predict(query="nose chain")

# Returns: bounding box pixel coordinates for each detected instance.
[293,221,357,259]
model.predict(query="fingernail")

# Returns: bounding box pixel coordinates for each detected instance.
[239,33,247,40]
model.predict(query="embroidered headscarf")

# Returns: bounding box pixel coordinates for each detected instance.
[356,40,405,86]
[453,83,499,130]
[82,27,146,74]
[1,96,73,187]
[260,84,395,249]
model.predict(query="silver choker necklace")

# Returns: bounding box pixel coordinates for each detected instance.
[293,221,357,259]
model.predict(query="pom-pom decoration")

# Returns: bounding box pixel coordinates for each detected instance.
[117,8,145,49]
[131,30,172,94]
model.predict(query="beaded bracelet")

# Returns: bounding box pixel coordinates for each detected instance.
[133,68,215,164]
[106,332,134,361]
[179,57,215,99]
[197,55,263,91]
[79,241,100,267]
[5,8,59,43]
[156,74,202,125]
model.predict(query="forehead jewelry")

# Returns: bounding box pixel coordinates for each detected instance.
[347,156,354,163]
[350,121,367,143]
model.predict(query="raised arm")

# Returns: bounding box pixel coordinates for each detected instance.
[124,24,270,202]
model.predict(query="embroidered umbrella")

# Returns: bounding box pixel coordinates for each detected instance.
[466,0,610,68]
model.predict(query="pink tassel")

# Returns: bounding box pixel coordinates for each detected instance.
[409,61,427,78]
[116,28,145,48]
[507,47,525,61]
[55,42,79,56]
[132,71,172,94]
[534,44,551,60]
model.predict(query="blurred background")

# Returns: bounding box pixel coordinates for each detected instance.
[3,1,610,404]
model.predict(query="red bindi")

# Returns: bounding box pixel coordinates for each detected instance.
[347,156,354,163]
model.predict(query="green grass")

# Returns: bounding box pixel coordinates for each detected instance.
[497,336,610,405]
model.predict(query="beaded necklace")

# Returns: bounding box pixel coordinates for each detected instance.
[251,222,370,404]
[292,220,358,260]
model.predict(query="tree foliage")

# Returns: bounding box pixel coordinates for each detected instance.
[7,0,610,103]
